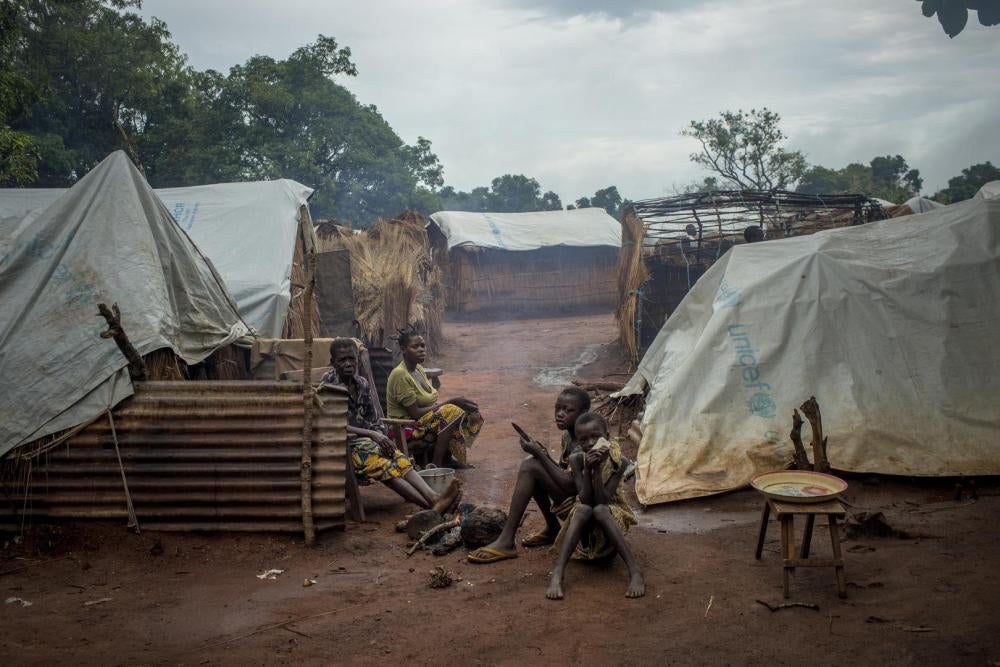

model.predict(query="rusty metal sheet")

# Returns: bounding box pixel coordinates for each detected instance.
[2,381,348,533]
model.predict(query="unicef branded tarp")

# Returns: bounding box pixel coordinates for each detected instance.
[0,179,314,338]
[156,180,314,337]
[619,182,1000,505]
[428,207,621,251]
[0,152,249,457]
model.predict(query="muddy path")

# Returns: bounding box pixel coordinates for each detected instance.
[2,313,1000,665]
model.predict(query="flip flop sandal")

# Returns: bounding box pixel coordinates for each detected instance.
[521,532,557,548]
[467,546,518,564]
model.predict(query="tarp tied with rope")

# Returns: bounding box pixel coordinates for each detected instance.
[0,151,249,457]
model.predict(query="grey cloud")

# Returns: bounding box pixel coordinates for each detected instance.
[499,0,703,23]
[139,0,1000,202]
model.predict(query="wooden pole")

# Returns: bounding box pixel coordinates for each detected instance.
[799,396,830,473]
[299,208,317,545]
[97,302,146,381]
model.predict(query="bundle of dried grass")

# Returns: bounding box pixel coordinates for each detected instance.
[616,210,649,368]
[324,211,445,353]
[144,348,185,380]
[315,220,354,253]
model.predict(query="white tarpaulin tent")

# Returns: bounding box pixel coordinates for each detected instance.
[620,182,1000,505]
[903,196,945,214]
[0,152,249,457]
[0,180,314,338]
[428,207,621,251]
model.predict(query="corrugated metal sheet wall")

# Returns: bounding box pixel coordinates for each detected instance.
[3,381,348,533]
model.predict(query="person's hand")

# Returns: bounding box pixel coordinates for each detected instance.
[372,431,395,456]
[449,397,479,413]
[520,437,546,459]
[585,446,610,467]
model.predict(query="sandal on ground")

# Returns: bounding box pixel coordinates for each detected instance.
[467,546,518,564]
[521,531,557,548]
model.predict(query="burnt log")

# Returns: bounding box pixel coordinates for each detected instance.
[460,506,507,548]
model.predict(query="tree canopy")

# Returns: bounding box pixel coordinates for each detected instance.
[797,155,923,203]
[917,0,1000,38]
[682,108,807,191]
[932,161,1000,203]
[1,1,444,224]
[568,185,625,218]
[439,174,563,213]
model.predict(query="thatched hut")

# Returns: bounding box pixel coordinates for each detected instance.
[315,211,445,353]
[617,190,888,365]
[427,208,622,316]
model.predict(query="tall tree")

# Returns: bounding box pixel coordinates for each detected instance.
[4,0,187,185]
[3,1,446,224]
[933,161,1000,203]
[683,108,807,191]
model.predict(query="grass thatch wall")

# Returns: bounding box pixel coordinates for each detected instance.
[616,211,649,368]
[314,212,445,353]
[445,245,618,316]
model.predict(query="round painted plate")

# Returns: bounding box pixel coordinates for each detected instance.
[750,470,848,503]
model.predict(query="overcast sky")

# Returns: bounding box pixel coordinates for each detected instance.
[140,0,999,202]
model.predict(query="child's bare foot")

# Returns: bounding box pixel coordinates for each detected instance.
[431,478,463,514]
[626,572,645,598]
[545,576,564,600]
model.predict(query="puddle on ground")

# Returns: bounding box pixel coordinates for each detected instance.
[636,507,759,534]
[533,344,602,387]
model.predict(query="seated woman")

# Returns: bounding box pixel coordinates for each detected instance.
[386,329,483,468]
[321,339,447,510]
[467,386,590,563]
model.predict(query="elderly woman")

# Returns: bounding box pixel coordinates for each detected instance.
[386,330,483,468]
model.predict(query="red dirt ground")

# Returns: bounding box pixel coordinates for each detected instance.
[2,313,999,666]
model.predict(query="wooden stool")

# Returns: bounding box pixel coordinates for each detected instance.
[755,498,847,599]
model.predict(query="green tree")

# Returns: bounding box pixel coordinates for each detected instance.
[797,155,922,202]
[591,185,623,217]
[172,35,435,222]
[4,0,445,224]
[917,0,1000,38]
[933,161,1000,203]
[485,174,562,212]
[7,0,191,185]
[439,185,489,212]
[682,108,807,191]
[1,1,43,184]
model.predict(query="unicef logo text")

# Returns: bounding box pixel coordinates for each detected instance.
[748,392,776,419]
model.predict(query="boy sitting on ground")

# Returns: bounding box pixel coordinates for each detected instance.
[546,412,643,600]
[322,339,458,511]
[467,386,591,563]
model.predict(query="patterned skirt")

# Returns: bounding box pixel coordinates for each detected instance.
[411,404,484,465]
[350,437,413,482]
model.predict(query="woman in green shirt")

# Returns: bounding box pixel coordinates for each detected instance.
[387,330,483,468]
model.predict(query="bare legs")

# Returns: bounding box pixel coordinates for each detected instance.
[432,420,458,467]
[545,505,592,600]
[592,505,645,598]
[547,453,645,600]
[481,457,572,553]
[383,469,439,509]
